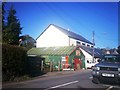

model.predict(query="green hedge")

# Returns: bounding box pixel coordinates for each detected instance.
[2,44,28,81]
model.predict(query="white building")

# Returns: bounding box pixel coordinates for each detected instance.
[36,24,93,48]
[36,24,103,69]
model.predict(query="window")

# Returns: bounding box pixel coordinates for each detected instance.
[76,50,81,56]
[76,41,80,45]
[87,44,90,47]
[82,43,85,46]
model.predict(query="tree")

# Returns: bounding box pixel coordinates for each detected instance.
[2,4,22,45]
[2,2,5,28]
[1,2,6,43]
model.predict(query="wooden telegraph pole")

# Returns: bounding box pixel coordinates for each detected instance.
[92,31,95,62]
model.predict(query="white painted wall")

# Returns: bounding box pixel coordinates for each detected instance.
[36,24,93,48]
[80,48,93,69]
[69,38,92,47]
[80,48,93,61]
[69,38,77,46]
[80,48,99,69]
[36,25,69,47]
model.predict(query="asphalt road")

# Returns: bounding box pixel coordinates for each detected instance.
[2,69,120,90]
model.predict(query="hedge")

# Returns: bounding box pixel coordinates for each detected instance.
[2,44,28,81]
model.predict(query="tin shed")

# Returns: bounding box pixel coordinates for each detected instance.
[27,46,85,72]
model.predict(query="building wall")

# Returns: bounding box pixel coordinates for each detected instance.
[80,48,93,69]
[68,48,85,69]
[36,25,69,47]
[36,25,93,48]
[42,55,62,72]
[69,38,93,48]
[41,48,85,71]
[69,38,77,46]
[80,48,93,61]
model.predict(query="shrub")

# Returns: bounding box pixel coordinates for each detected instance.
[2,44,28,81]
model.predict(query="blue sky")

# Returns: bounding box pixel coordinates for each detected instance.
[5,2,118,48]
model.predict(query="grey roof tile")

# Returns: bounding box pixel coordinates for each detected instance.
[79,45,103,58]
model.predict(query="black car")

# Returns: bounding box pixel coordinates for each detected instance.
[92,54,120,84]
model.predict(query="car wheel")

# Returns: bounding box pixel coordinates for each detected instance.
[92,77,100,84]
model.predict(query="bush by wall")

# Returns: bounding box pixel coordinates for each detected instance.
[2,44,28,81]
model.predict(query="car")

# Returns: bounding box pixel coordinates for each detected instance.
[86,61,98,69]
[91,54,120,84]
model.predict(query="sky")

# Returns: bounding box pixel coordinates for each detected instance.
[4,2,119,49]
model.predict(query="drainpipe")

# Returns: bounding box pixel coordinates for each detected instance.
[69,37,70,46]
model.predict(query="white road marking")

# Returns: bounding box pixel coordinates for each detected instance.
[106,86,113,90]
[44,80,79,90]
[104,84,120,90]
[89,76,93,80]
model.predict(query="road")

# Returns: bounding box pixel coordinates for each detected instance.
[2,69,120,90]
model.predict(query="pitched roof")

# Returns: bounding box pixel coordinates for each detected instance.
[19,35,36,43]
[52,24,93,45]
[27,46,78,56]
[36,24,93,45]
[79,45,104,58]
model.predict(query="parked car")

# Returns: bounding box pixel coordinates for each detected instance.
[91,54,120,84]
[86,60,98,69]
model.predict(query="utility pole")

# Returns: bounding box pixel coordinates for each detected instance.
[92,31,95,62]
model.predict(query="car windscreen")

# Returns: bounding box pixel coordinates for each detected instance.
[103,55,120,62]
